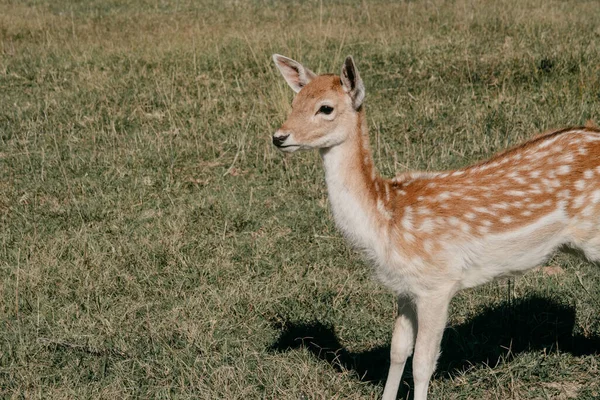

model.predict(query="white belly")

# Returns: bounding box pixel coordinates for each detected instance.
[458,208,569,288]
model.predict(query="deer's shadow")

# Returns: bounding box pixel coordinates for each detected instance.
[268,296,600,392]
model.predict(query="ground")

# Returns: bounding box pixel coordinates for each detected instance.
[1,0,600,398]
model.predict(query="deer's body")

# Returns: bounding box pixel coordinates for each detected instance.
[271,55,599,400]
[327,114,600,294]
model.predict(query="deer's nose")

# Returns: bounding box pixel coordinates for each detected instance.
[272,134,289,147]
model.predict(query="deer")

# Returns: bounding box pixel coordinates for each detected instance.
[271,54,600,400]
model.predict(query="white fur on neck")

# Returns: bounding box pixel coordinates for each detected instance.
[320,139,387,258]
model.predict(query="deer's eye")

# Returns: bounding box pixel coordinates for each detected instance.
[318,105,334,115]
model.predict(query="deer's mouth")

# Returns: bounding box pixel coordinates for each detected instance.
[277,144,301,153]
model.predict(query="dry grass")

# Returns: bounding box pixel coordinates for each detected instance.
[1,0,600,398]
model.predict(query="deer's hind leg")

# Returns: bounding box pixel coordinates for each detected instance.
[577,235,600,263]
[569,221,600,263]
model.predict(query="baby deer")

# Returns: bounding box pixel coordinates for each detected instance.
[272,54,600,400]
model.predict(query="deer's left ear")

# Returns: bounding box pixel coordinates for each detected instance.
[340,56,365,110]
[272,54,317,93]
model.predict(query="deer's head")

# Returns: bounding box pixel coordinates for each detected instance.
[272,55,365,152]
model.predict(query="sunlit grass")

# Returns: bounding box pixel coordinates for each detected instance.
[1,0,600,398]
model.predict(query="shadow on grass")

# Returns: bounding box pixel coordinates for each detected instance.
[268,296,600,391]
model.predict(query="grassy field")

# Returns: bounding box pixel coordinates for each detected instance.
[2,0,600,398]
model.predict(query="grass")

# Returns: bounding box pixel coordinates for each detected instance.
[1,0,600,398]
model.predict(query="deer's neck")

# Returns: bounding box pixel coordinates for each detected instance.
[320,109,390,251]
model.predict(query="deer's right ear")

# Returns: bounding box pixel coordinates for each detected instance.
[272,54,316,93]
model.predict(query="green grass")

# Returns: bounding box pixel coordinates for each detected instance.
[2,0,600,398]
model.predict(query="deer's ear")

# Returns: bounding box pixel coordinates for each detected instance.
[340,56,365,110]
[272,54,317,93]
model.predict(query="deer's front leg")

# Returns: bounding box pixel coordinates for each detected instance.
[411,293,452,400]
[382,297,417,400]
